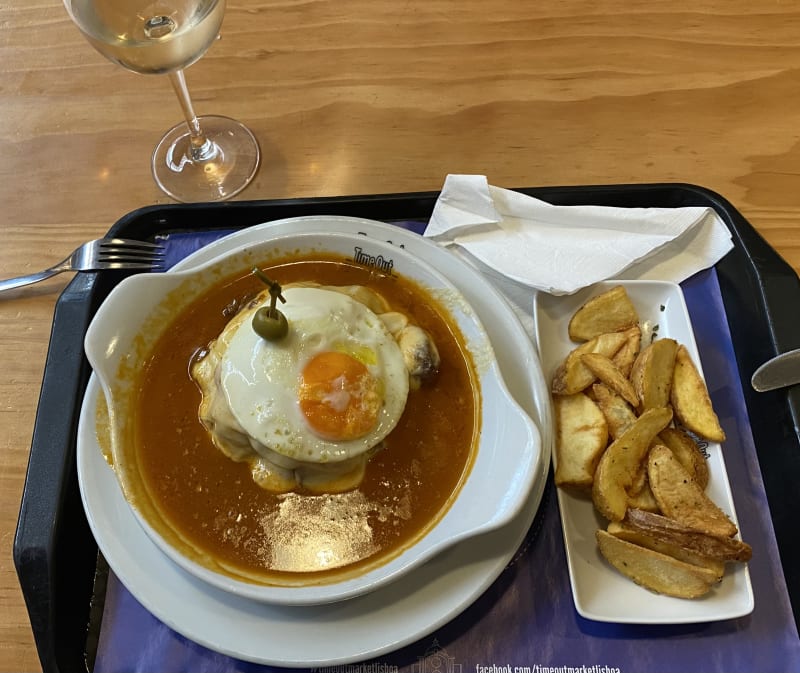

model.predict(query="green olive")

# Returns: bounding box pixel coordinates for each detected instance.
[252,307,289,341]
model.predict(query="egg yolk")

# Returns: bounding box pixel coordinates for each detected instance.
[298,351,382,441]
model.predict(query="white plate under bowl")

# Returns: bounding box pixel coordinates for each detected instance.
[533,279,754,624]
[77,215,552,666]
[83,229,541,606]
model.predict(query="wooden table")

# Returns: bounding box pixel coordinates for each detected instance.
[1,1,799,670]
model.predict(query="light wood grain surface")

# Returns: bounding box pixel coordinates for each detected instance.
[2,1,799,670]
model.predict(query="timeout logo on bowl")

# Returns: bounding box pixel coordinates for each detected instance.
[352,244,397,273]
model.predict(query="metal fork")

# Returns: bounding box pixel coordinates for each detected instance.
[0,238,165,294]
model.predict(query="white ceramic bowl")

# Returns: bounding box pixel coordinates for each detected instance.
[84,229,541,605]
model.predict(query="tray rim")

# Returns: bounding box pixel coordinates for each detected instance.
[13,181,800,673]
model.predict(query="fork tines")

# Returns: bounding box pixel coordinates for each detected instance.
[97,238,166,266]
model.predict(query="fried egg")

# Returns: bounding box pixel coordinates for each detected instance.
[218,286,410,464]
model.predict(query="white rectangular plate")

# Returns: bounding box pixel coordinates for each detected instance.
[533,280,754,624]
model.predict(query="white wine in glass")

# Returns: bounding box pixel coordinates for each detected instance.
[64,0,260,202]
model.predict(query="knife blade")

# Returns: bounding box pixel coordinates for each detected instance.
[751,347,800,392]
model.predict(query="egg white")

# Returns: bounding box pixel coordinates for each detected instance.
[219,286,410,463]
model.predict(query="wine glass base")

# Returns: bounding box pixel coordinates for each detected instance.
[152,115,260,203]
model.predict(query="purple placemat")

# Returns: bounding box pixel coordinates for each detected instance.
[93,228,800,673]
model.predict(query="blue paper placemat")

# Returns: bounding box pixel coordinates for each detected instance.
[92,228,800,673]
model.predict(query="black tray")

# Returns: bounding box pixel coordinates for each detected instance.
[14,183,800,673]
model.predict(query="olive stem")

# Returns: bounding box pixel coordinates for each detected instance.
[252,267,286,305]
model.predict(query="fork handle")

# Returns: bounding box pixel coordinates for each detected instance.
[0,267,65,294]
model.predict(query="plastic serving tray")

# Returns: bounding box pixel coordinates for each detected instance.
[13,183,800,673]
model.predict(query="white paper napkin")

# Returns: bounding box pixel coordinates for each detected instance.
[425,174,734,296]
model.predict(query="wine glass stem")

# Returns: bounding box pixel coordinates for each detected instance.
[168,69,217,161]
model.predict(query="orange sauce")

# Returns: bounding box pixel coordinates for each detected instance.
[132,255,478,585]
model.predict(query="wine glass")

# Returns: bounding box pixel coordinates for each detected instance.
[63,0,260,203]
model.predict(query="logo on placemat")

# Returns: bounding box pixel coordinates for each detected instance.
[413,640,462,673]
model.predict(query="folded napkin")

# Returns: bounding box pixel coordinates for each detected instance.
[426,175,734,295]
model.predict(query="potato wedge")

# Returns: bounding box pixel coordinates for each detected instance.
[611,325,642,378]
[626,471,661,512]
[592,407,673,521]
[658,426,709,490]
[647,445,737,538]
[628,461,648,496]
[607,521,725,582]
[581,353,639,406]
[552,331,629,395]
[592,383,637,440]
[596,530,713,598]
[624,508,752,562]
[553,393,608,491]
[630,338,679,411]
[671,345,726,442]
[568,285,640,341]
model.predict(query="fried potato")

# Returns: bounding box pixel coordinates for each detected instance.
[607,521,725,582]
[671,345,726,442]
[568,285,640,341]
[647,445,737,538]
[627,489,661,513]
[592,407,673,521]
[611,325,642,378]
[626,469,661,512]
[659,426,709,490]
[592,383,637,440]
[630,338,679,411]
[551,331,629,395]
[553,393,608,491]
[624,509,752,562]
[628,461,648,496]
[581,353,639,406]
[596,530,714,598]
